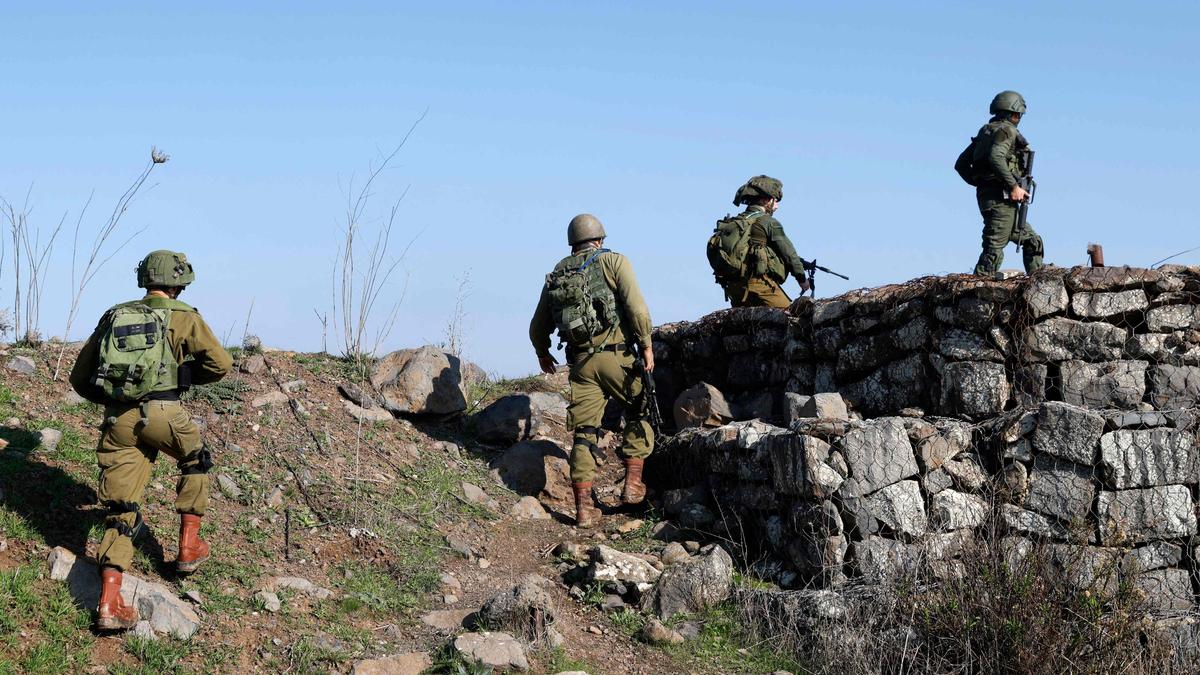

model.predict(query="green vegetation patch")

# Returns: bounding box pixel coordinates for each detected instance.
[0,564,95,675]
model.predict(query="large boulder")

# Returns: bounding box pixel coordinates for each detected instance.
[47,547,200,639]
[488,440,572,507]
[937,360,1009,417]
[1025,455,1096,523]
[1097,485,1196,545]
[1099,429,1196,489]
[836,418,918,498]
[452,632,528,672]
[865,480,927,539]
[472,392,568,445]
[1031,401,1104,465]
[642,544,734,620]
[1059,360,1148,409]
[370,345,466,415]
[478,576,562,647]
[673,382,734,429]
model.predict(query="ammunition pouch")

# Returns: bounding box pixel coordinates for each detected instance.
[103,500,145,540]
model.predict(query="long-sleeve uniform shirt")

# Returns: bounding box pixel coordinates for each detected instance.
[70,294,233,404]
[969,117,1028,190]
[743,205,806,284]
[529,249,653,358]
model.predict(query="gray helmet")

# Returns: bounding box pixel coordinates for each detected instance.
[137,250,195,289]
[567,214,606,246]
[990,90,1027,116]
[733,175,783,206]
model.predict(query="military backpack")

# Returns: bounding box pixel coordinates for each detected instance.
[545,248,620,348]
[707,211,784,283]
[91,301,185,402]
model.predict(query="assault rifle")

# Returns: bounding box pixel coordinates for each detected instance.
[800,259,850,297]
[1015,147,1036,240]
[634,350,664,436]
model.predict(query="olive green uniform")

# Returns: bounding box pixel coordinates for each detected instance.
[968,118,1044,275]
[529,250,654,483]
[70,295,232,571]
[723,206,806,308]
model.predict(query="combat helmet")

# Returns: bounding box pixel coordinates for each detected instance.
[990,90,1027,116]
[137,250,195,289]
[733,175,783,206]
[567,214,606,246]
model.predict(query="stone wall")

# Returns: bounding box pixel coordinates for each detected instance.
[649,266,1200,612]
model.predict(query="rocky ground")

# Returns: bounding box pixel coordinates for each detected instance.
[0,341,799,674]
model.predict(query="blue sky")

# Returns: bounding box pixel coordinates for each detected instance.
[1,2,1197,376]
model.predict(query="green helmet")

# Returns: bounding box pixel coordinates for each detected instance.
[567,214,606,246]
[990,90,1027,116]
[733,175,783,206]
[136,250,195,289]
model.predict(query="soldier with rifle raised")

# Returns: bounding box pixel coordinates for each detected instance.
[955,90,1044,277]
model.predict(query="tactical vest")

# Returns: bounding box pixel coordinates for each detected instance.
[92,298,193,402]
[707,210,785,284]
[967,120,1027,186]
[545,249,621,348]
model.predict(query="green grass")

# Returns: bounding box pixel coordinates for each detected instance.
[112,636,197,675]
[0,564,95,674]
[292,353,368,381]
[660,603,806,673]
[183,380,253,413]
[26,418,91,464]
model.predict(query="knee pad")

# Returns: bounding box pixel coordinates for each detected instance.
[178,446,214,476]
[572,425,601,451]
[1025,233,1045,257]
[103,500,145,540]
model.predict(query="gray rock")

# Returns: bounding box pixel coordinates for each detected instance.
[923,469,954,495]
[1122,542,1183,573]
[1001,504,1070,539]
[445,535,475,559]
[851,536,920,581]
[767,434,843,498]
[239,354,266,374]
[836,418,918,497]
[931,489,988,531]
[642,545,734,620]
[1099,429,1196,488]
[865,480,927,539]
[660,542,690,566]
[1031,401,1105,464]
[587,545,661,591]
[37,428,63,452]
[782,393,812,425]
[420,608,473,632]
[6,355,36,375]
[1146,305,1200,332]
[1126,333,1200,367]
[511,496,551,520]
[938,361,1009,417]
[662,485,707,516]
[47,547,201,639]
[1098,485,1196,544]
[1135,568,1195,611]
[371,345,467,416]
[1024,274,1069,318]
[678,503,717,530]
[943,455,988,493]
[489,440,572,506]
[280,379,306,394]
[255,590,282,613]
[1071,290,1149,318]
[1060,360,1148,409]
[453,631,529,672]
[1103,410,1170,429]
[1025,455,1096,523]
[937,329,1003,361]
[131,620,157,640]
[798,393,849,421]
[1147,365,1200,409]
[479,575,561,646]
[673,382,734,429]
[250,391,288,408]
[473,392,569,444]
[265,576,334,600]
[216,474,243,501]
[1024,318,1127,361]
[61,389,87,406]
[342,400,393,423]
[351,653,432,675]
[1047,545,1119,596]
[461,482,499,511]
[338,382,375,408]
[812,298,852,326]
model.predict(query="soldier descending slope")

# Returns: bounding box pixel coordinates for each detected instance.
[707,175,810,308]
[529,214,655,529]
[70,250,232,631]
[955,90,1044,276]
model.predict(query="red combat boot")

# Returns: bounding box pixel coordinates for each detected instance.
[96,567,139,631]
[622,458,647,505]
[176,513,210,574]
[573,482,600,529]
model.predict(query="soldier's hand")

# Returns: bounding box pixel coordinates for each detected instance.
[641,346,655,374]
[798,278,812,294]
[1010,185,1029,202]
[538,355,557,375]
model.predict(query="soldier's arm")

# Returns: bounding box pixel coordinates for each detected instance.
[528,284,555,358]
[68,323,107,404]
[766,219,807,279]
[988,126,1018,188]
[177,313,233,384]
[603,254,652,348]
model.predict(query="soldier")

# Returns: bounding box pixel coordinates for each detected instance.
[956,90,1044,276]
[707,175,809,308]
[70,250,232,631]
[529,214,654,528]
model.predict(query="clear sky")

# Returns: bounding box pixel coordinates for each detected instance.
[2,2,1197,376]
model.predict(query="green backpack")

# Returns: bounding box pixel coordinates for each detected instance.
[92,302,182,402]
[707,211,769,283]
[546,248,620,348]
